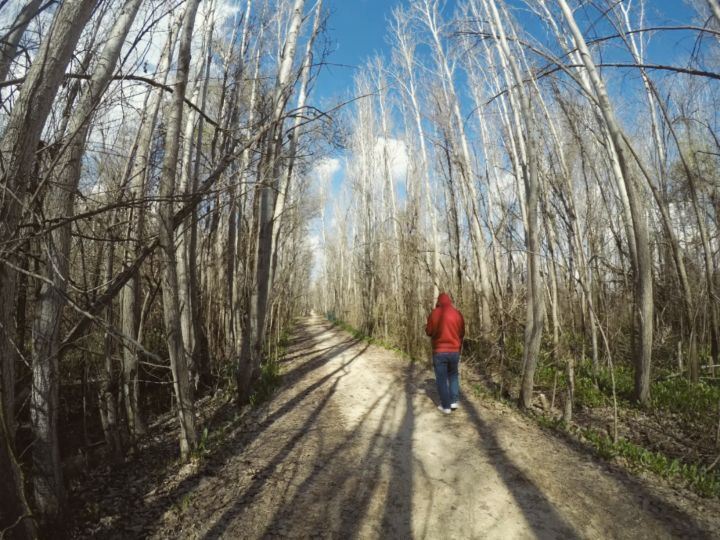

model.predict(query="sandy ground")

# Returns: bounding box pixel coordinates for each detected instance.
[85,316,720,539]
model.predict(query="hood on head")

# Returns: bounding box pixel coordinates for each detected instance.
[437,293,452,307]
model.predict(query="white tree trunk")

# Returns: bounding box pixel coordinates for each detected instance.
[0,0,99,520]
[157,0,202,459]
[418,0,492,329]
[392,11,440,298]
[119,19,179,442]
[557,0,654,404]
[31,0,141,515]
[482,0,545,408]
[270,0,322,292]
[0,0,43,83]
[238,0,306,403]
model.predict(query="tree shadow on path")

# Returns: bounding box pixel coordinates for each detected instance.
[71,320,362,538]
[199,339,371,538]
[462,401,580,539]
[462,399,716,539]
[253,361,417,539]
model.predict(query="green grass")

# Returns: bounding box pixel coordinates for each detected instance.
[478,377,720,497]
[536,354,720,426]
[246,327,294,407]
[174,491,194,512]
[481,358,720,499]
[532,358,720,497]
[533,411,720,498]
[535,359,635,409]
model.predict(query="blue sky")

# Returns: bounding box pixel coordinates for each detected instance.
[315,0,701,105]
[315,0,418,101]
[309,0,708,203]
[302,0,714,280]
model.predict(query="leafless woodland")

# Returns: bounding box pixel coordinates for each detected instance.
[1,0,720,536]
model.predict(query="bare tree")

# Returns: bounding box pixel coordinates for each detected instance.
[0,0,44,83]
[556,0,654,404]
[157,0,202,459]
[237,0,307,404]
[0,0,99,520]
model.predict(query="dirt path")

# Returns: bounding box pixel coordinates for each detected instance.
[131,317,720,538]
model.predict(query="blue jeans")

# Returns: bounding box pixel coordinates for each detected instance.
[433,352,460,409]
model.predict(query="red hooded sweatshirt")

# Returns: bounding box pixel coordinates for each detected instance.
[425,293,465,353]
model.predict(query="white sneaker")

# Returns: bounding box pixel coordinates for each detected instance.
[450,402,458,410]
[437,406,451,414]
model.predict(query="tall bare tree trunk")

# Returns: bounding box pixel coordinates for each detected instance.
[232,21,262,352]
[417,0,492,329]
[100,213,122,460]
[609,4,701,382]
[481,0,545,408]
[31,0,141,518]
[157,0,202,459]
[0,0,98,520]
[392,10,440,298]
[0,0,43,83]
[237,0,306,404]
[272,0,322,269]
[120,21,178,443]
[558,0,654,404]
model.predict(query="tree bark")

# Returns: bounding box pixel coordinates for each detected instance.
[418,0,492,330]
[270,0,322,293]
[31,0,142,510]
[157,0,202,459]
[237,0,306,404]
[392,13,440,298]
[558,0,654,404]
[119,19,179,443]
[0,0,43,83]
[482,0,545,409]
[100,213,122,460]
[0,0,99,520]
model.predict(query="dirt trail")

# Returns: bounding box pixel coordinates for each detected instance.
[143,316,719,539]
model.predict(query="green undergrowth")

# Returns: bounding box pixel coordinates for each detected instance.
[535,359,720,429]
[190,408,245,461]
[212,330,293,404]
[472,382,514,407]
[578,425,720,498]
[327,315,416,362]
[535,360,635,408]
[186,331,290,461]
[475,379,720,498]
[651,377,720,427]
[249,329,291,407]
[505,361,720,498]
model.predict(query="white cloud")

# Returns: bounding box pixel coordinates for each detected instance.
[313,157,341,179]
[492,169,516,204]
[374,136,408,185]
[307,233,326,282]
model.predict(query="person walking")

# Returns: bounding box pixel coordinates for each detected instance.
[425,293,465,414]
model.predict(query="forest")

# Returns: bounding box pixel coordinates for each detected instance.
[1,0,720,537]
